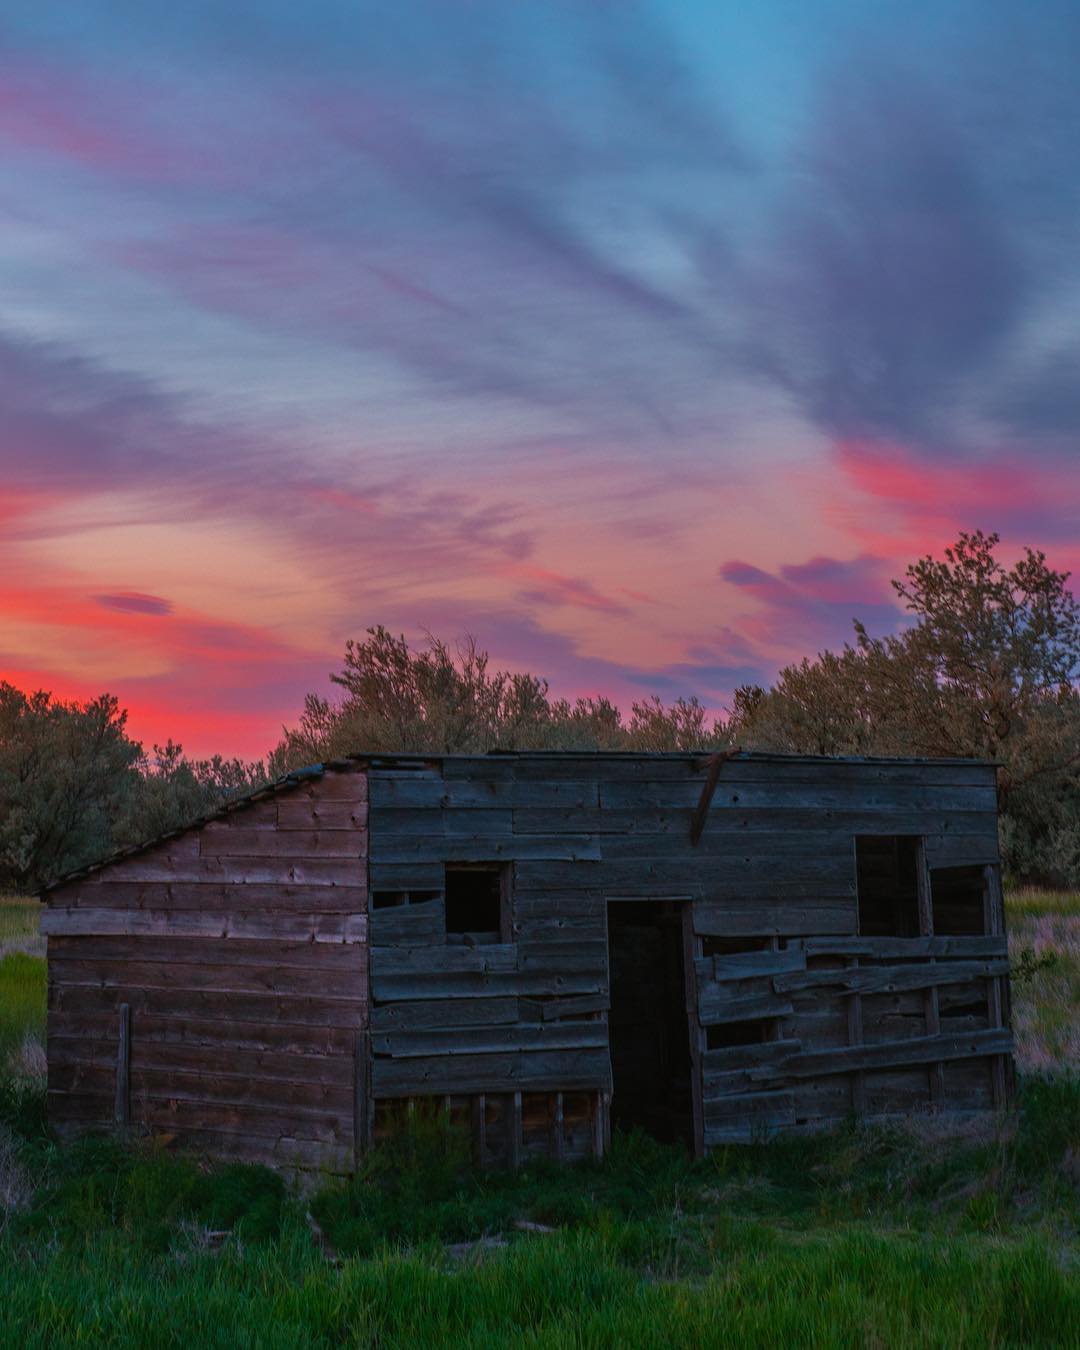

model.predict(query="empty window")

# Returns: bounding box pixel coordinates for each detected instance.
[445,864,507,944]
[930,865,987,936]
[856,836,921,937]
[706,1018,771,1051]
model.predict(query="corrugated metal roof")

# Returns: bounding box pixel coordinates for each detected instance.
[40,748,996,896]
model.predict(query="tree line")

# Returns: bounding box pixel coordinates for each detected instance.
[4,530,1078,891]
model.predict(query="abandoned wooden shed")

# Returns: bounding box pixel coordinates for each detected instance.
[41,751,1015,1171]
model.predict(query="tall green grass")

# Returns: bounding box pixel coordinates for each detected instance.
[0,954,46,1064]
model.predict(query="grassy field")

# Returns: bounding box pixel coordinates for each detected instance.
[1,891,1077,1347]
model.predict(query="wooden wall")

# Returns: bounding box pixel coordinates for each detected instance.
[42,751,1012,1172]
[366,755,1011,1153]
[43,767,369,1172]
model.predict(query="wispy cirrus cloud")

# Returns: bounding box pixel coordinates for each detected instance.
[2,2,1079,756]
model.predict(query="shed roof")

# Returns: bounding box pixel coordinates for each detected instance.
[39,748,995,896]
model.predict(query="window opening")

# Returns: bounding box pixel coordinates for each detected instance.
[856,836,921,937]
[706,1018,772,1051]
[445,864,507,944]
[930,865,987,936]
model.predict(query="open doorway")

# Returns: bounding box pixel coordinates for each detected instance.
[606,900,694,1148]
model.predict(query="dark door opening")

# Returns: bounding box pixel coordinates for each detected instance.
[606,900,694,1148]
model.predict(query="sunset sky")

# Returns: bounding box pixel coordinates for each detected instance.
[2,2,1078,759]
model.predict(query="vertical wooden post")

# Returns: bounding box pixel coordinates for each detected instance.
[592,1092,609,1161]
[473,1093,487,1166]
[353,1030,370,1169]
[114,1003,130,1128]
[681,904,706,1158]
[983,865,1009,1108]
[847,958,866,1116]
[552,1091,565,1163]
[509,1091,522,1171]
[915,842,945,1108]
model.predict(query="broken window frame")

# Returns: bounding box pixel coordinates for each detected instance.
[444,862,512,945]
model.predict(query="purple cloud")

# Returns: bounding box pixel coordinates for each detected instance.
[95,592,174,616]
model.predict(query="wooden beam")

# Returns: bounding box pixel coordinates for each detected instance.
[746,1028,1013,1080]
[916,841,945,1107]
[353,1030,370,1168]
[552,1091,564,1163]
[983,864,1009,1108]
[114,1002,130,1128]
[509,1091,522,1171]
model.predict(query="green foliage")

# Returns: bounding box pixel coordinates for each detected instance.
[273,625,726,769]
[731,532,1080,883]
[0,684,143,893]
[0,683,267,892]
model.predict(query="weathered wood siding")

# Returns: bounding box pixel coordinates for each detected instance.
[44,767,368,1171]
[367,754,1009,1151]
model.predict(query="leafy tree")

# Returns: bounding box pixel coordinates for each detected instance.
[731,531,1080,883]
[119,740,267,844]
[0,684,142,892]
[273,625,726,768]
[0,685,267,892]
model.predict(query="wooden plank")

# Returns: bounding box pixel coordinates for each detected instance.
[369,899,444,947]
[703,1090,795,1124]
[535,993,609,1022]
[707,951,807,981]
[49,1011,358,1057]
[104,856,364,886]
[199,826,367,858]
[517,943,608,974]
[369,778,601,809]
[924,834,1000,866]
[536,807,998,837]
[373,1048,612,1097]
[372,834,602,864]
[372,969,606,1002]
[276,799,368,830]
[48,985,367,1030]
[698,990,794,1027]
[693,902,855,938]
[802,935,1007,959]
[50,957,366,1000]
[773,959,1009,996]
[373,1022,607,1059]
[52,1037,353,1085]
[42,907,368,944]
[369,808,512,838]
[50,1063,354,1117]
[747,1028,1013,1080]
[370,997,520,1032]
[702,1038,801,1075]
[52,882,369,912]
[49,933,368,971]
[374,945,517,976]
[600,781,997,813]
[115,1003,130,1127]
[367,862,448,891]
